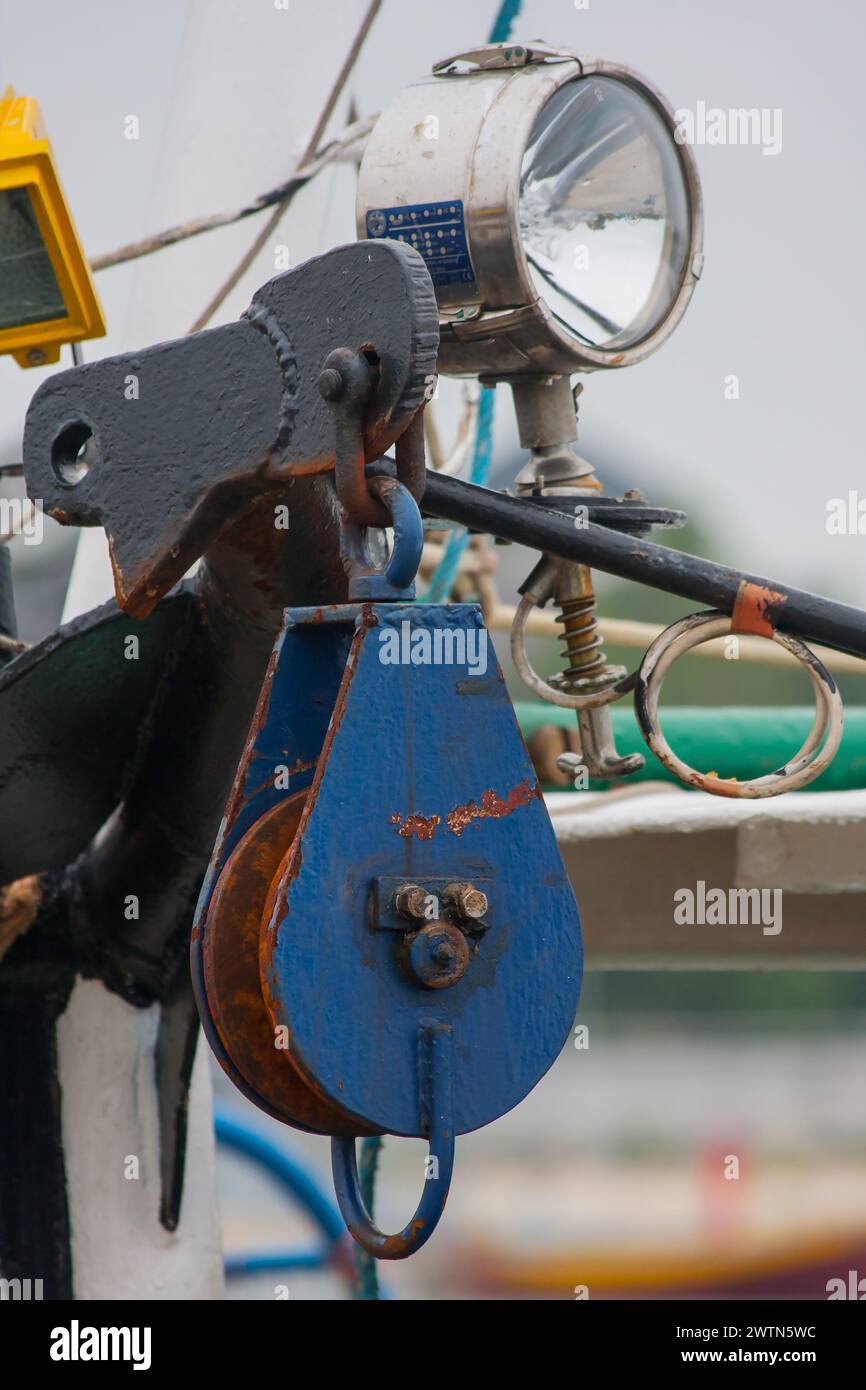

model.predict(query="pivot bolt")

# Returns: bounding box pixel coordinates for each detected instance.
[432,941,457,967]
[394,883,434,921]
[408,922,470,990]
[444,882,488,920]
[317,366,345,401]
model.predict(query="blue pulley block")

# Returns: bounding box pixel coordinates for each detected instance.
[193,480,582,1258]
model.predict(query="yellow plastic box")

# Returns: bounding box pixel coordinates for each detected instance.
[0,86,105,367]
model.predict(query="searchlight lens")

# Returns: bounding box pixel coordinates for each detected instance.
[518,76,691,350]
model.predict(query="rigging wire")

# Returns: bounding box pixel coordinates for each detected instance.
[87,0,383,314]
[189,0,384,331]
[88,114,376,275]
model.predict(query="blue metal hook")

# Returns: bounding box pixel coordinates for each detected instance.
[340,474,423,601]
[330,1020,454,1259]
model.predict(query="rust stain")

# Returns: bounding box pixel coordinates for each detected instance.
[390,779,540,841]
[686,769,743,798]
[445,779,538,836]
[218,641,283,836]
[392,813,441,841]
[107,535,132,613]
[373,1218,427,1258]
[284,754,316,775]
[0,874,41,964]
[237,758,318,813]
[202,793,373,1136]
[731,579,787,639]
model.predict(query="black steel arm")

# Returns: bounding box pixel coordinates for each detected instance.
[22,241,437,618]
[408,467,866,664]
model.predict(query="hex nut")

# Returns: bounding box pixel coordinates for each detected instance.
[444,882,488,920]
[394,883,434,921]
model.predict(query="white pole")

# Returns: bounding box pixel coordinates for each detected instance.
[57,982,224,1300]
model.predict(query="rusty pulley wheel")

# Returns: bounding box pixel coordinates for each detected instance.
[201,791,378,1137]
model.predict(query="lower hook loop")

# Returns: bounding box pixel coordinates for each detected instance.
[331,1020,455,1259]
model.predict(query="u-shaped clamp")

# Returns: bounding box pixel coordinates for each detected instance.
[330,1020,455,1259]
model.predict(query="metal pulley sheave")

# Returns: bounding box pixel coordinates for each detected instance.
[192,356,583,1259]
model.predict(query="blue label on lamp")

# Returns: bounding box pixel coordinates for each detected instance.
[365,200,476,289]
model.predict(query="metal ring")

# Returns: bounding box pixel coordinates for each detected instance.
[371,476,424,591]
[340,476,423,600]
[633,611,844,798]
[510,590,631,709]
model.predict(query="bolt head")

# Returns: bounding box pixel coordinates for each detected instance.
[394,883,434,921]
[318,367,344,401]
[445,882,488,920]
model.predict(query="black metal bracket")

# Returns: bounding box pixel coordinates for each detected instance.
[22,240,438,617]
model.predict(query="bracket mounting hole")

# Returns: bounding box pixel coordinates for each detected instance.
[51,422,95,485]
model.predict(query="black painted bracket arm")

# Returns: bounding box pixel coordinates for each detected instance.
[22,241,438,617]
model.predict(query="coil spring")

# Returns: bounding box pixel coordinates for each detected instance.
[557,592,607,683]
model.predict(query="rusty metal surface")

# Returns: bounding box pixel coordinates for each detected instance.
[190,602,362,1131]
[731,579,788,638]
[202,793,374,1136]
[0,875,41,963]
[319,347,390,528]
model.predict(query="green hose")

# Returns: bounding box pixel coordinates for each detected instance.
[515,704,866,793]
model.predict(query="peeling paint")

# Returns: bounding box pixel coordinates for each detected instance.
[389,779,539,840]
[445,779,538,836]
[391,812,441,841]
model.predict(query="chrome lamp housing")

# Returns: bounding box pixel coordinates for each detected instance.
[356,43,704,379]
